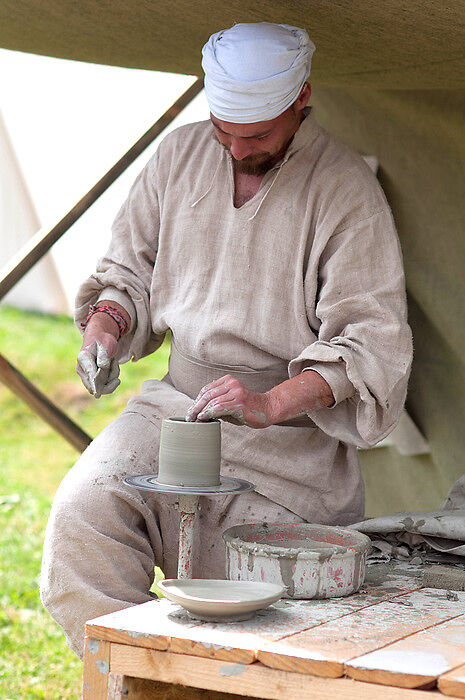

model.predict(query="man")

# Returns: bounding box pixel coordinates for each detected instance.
[41,22,412,659]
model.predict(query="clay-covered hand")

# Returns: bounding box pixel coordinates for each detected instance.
[185,375,274,428]
[76,334,120,399]
[186,370,335,428]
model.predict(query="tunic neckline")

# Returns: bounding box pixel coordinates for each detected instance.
[190,108,321,215]
[226,154,280,211]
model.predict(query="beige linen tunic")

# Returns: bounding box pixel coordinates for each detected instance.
[75,109,412,524]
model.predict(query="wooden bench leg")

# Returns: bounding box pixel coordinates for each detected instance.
[107,674,126,699]
[83,637,111,699]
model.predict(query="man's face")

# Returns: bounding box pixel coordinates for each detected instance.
[210,105,303,175]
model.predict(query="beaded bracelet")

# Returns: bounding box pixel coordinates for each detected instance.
[81,304,129,340]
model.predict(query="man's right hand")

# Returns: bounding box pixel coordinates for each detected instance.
[76,304,128,398]
[77,336,120,399]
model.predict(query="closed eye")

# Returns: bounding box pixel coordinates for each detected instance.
[211,120,272,140]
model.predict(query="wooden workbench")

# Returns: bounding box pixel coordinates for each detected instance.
[83,562,465,699]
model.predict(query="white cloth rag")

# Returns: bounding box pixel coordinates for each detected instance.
[349,475,465,563]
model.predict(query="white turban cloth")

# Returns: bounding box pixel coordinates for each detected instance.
[202,22,315,124]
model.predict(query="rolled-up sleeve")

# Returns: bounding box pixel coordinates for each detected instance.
[303,363,355,406]
[289,208,413,448]
[74,150,164,363]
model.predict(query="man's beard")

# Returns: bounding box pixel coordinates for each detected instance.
[222,145,277,176]
[231,151,276,176]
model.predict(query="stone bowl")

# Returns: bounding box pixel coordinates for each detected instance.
[223,522,372,599]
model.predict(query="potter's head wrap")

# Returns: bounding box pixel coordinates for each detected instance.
[202,22,315,124]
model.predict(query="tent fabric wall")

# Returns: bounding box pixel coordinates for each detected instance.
[0,3,464,89]
[309,88,465,516]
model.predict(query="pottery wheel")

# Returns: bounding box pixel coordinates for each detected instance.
[125,472,255,578]
[124,473,254,496]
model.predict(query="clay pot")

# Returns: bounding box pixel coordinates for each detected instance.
[158,417,221,487]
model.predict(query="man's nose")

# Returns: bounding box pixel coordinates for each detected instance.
[229,137,252,160]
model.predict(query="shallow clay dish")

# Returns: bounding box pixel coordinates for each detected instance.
[158,579,285,622]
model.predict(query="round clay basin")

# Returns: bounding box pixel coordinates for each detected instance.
[223,522,372,599]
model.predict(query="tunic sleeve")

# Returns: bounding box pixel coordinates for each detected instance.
[74,151,164,363]
[289,207,413,448]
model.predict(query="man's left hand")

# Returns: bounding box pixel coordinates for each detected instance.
[186,375,274,428]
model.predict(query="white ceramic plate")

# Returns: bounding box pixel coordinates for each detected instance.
[158,579,285,622]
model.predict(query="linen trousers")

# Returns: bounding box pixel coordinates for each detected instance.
[40,410,304,659]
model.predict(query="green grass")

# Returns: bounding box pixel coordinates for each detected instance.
[0,306,170,698]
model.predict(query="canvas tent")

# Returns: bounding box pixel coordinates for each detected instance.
[0,109,69,314]
[0,2,464,516]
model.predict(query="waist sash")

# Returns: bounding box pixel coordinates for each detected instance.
[168,338,315,428]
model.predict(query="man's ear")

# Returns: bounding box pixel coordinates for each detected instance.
[296,82,311,110]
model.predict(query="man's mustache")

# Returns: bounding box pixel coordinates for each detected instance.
[221,144,270,163]
[222,145,274,175]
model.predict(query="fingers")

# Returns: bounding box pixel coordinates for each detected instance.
[77,347,98,394]
[93,358,120,397]
[108,357,120,381]
[77,342,120,398]
[186,382,231,421]
[100,377,121,395]
[93,368,105,399]
[195,376,229,401]
[76,363,95,395]
[198,405,246,424]
[196,396,241,420]
[96,341,111,369]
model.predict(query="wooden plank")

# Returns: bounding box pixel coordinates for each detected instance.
[0,353,92,452]
[122,675,248,699]
[363,561,424,590]
[438,663,465,698]
[110,645,443,700]
[86,604,170,651]
[85,568,421,665]
[257,589,465,678]
[346,612,465,688]
[82,636,111,699]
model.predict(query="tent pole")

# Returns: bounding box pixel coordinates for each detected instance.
[0,354,92,452]
[0,77,203,300]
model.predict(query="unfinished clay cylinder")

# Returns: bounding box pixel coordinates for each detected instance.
[158,417,221,487]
